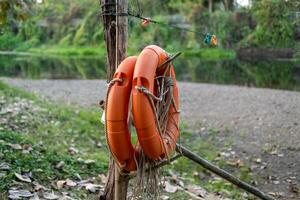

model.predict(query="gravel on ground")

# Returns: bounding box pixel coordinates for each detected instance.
[2,77,300,199]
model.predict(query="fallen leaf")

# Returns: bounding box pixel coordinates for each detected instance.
[99,174,107,184]
[160,195,170,200]
[164,181,177,193]
[8,189,33,199]
[14,172,32,183]
[55,161,65,169]
[255,158,262,163]
[75,173,82,180]
[84,183,101,193]
[289,183,299,194]
[8,143,22,150]
[268,192,277,197]
[273,180,280,185]
[22,144,33,154]
[29,193,40,200]
[0,172,6,177]
[84,160,95,165]
[33,182,47,191]
[68,147,78,155]
[56,180,66,189]
[0,162,11,170]
[186,185,207,197]
[43,192,59,200]
[270,150,278,155]
[96,142,102,148]
[66,179,77,187]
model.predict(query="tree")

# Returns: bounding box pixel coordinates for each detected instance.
[245,0,298,47]
[0,0,32,25]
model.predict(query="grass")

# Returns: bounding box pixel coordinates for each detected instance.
[26,45,106,58]
[182,48,236,60]
[9,43,236,60]
[0,81,256,199]
[168,128,257,200]
[0,81,107,199]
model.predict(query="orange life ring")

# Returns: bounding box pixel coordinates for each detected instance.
[106,56,138,171]
[106,45,180,171]
[132,45,180,159]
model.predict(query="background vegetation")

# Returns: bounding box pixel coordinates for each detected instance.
[0,0,299,57]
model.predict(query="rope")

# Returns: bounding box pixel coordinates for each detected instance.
[136,85,171,161]
[134,60,181,163]
[101,10,218,46]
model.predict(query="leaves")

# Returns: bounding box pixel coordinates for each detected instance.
[14,172,32,183]
[0,162,11,170]
[186,185,207,197]
[164,181,178,193]
[55,161,65,170]
[43,192,59,200]
[8,189,33,199]
[0,0,32,24]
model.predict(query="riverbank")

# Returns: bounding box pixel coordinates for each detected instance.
[0,47,236,60]
[2,78,299,199]
[0,81,249,200]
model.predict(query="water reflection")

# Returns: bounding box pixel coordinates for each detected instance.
[174,57,300,91]
[0,55,107,79]
[0,54,299,91]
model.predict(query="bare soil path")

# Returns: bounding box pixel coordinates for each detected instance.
[2,78,300,199]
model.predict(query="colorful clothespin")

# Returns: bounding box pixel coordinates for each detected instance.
[141,18,150,28]
[204,33,218,47]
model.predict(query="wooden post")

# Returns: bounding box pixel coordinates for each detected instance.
[100,0,128,199]
[114,1,128,199]
[176,144,276,200]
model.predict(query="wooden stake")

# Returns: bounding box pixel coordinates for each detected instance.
[100,0,128,199]
[176,144,276,200]
[114,1,128,199]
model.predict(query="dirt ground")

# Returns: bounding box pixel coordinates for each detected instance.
[2,77,300,199]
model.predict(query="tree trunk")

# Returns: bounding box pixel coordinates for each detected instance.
[114,0,128,199]
[100,0,128,199]
[223,0,234,11]
[208,0,213,13]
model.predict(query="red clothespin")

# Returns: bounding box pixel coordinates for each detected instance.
[140,18,150,28]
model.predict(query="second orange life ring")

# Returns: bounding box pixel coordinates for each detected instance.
[132,45,180,160]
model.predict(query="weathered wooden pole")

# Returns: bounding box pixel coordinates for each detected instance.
[176,144,276,200]
[100,0,128,199]
[114,0,129,199]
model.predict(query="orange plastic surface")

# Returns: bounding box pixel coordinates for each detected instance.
[106,56,137,171]
[132,45,180,159]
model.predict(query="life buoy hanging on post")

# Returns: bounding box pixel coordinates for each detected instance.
[105,45,180,172]
[106,56,138,172]
[132,45,180,160]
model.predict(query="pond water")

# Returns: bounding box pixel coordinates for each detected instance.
[0,54,300,91]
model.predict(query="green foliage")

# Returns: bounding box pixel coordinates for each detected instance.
[0,0,298,55]
[244,0,296,47]
[183,48,236,59]
[0,0,32,24]
[0,31,22,50]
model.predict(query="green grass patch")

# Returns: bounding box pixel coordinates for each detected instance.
[168,127,256,200]
[26,45,105,58]
[0,81,108,198]
[183,48,236,60]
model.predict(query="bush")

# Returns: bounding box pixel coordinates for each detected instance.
[244,0,295,48]
[0,31,22,51]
